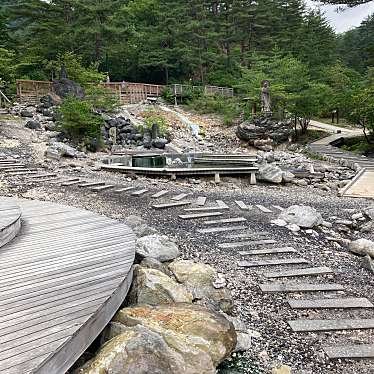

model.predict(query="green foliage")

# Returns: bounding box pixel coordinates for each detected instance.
[85,85,120,113]
[45,52,106,86]
[161,87,175,104]
[0,48,15,83]
[57,96,103,147]
[142,111,169,136]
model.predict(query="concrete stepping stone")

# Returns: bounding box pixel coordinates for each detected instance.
[114,187,135,193]
[171,193,189,201]
[227,232,270,239]
[264,266,334,279]
[256,205,272,213]
[197,225,248,234]
[91,185,114,191]
[272,205,284,211]
[78,181,105,188]
[6,170,38,175]
[238,258,308,267]
[195,197,207,206]
[239,247,296,256]
[184,205,229,212]
[27,173,57,179]
[153,201,192,209]
[61,179,82,186]
[260,283,344,293]
[179,212,223,220]
[235,201,251,211]
[219,239,276,248]
[131,189,149,196]
[203,217,247,225]
[151,190,169,198]
[216,200,229,209]
[288,318,374,332]
[324,344,374,360]
[288,297,373,309]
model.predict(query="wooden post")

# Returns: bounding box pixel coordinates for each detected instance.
[215,173,221,183]
[250,172,257,185]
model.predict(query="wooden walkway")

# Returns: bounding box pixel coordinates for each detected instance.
[0,198,135,374]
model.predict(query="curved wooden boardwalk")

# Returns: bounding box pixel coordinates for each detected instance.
[0,200,21,248]
[0,198,135,374]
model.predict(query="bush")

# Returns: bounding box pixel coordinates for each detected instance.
[161,87,175,104]
[57,96,103,148]
[143,112,168,136]
[85,85,120,113]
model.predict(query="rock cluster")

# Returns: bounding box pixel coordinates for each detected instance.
[236,115,292,151]
[74,216,251,373]
[102,114,169,149]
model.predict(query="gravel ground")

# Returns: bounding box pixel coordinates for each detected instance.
[2,115,374,374]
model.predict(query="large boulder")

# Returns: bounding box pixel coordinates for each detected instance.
[349,239,374,258]
[40,93,62,108]
[20,109,33,118]
[25,120,41,130]
[52,78,85,99]
[168,260,234,313]
[113,303,237,368]
[46,142,86,158]
[128,266,193,305]
[76,324,216,374]
[136,234,180,262]
[258,164,283,184]
[279,205,323,228]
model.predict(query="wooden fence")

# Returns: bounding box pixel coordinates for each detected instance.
[16,80,234,104]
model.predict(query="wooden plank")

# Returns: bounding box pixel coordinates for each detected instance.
[151,190,169,198]
[238,258,309,267]
[203,217,247,225]
[264,266,334,279]
[184,206,229,212]
[90,185,114,191]
[131,189,149,196]
[61,180,82,186]
[324,344,374,360]
[171,193,189,201]
[255,205,272,213]
[288,298,373,309]
[195,197,207,206]
[235,201,251,210]
[226,232,270,239]
[179,212,223,220]
[239,247,296,256]
[288,319,374,332]
[272,205,284,211]
[218,239,276,248]
[259,283,345,293]
[153,201,192,209]
[197,225,248,234]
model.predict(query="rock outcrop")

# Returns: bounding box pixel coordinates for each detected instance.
[279,205,323,228]
[136,234,180,262]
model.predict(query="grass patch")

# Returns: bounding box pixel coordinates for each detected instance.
[341,136,374,156]
[293,129,329,145]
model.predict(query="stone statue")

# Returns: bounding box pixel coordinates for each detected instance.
[60,64,68,80]
[261,80,271,113]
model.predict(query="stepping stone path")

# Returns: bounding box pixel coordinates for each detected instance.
[91,185,114,192]
[288,319,374,332]
[78,182,105,188]
[255,204,272,213]
[114,187,135,193]
[324,345,374,359]
[227,232,270,239]
[61,179,82,186]
[264,266,334,278]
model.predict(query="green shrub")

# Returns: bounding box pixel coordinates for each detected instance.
[161,87,175,104]
[144,114,168,136]
[85,85,120,113]
[57,96,103,148]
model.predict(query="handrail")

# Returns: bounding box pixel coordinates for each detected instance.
[0,90,11,103]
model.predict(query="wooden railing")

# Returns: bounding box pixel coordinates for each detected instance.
[0,90,11,108]
[16,80,234,104]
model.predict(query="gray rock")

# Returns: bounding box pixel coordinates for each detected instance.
[125,215,158,237]
[279,205,323,228]
[361,221,374,233]
[20,109,33,118]
[152,138,168,149]
[258,164,283,184]
[46,142,86,158]
[282,171,295,183]
[136,234,180,262]
[349,239,374,258]
[140,257,172,276]
[271,219,288,227]
[361,255,374,274]
[25,120,41,130]
[364,206,374,220]
[52,78,85,99]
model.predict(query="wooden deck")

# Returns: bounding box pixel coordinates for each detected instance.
[0,198,135,374]
[0,200,22,249]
